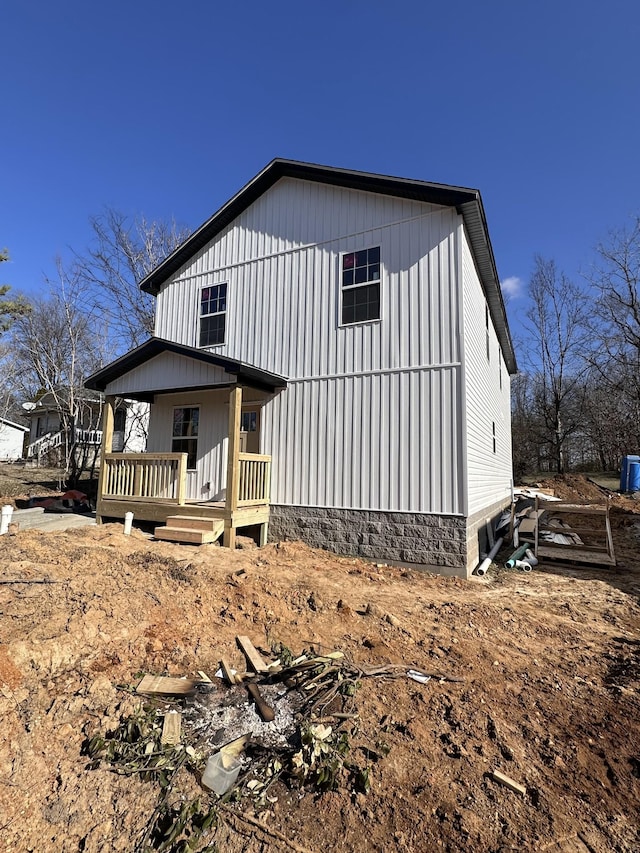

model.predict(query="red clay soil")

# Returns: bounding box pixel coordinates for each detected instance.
[1,480,639,852]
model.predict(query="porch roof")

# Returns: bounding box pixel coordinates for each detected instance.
[84,337,288,400]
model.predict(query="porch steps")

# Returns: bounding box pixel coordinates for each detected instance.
[154,516,225,545]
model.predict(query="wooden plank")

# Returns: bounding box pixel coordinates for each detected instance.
[238,453,272,462]
[490,769,526,796]
[161,711,182,745]
[536,546,616,565]
[236,635,269,673]
[136,674,196,695]
[166,515,223,531]
[539,503,608,515]
[219,657,239,685]
[154,526,221,544]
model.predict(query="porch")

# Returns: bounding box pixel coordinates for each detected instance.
[96,386,272,547]
[87,338,287,548]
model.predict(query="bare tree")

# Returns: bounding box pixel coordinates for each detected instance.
[521,257,590,473]
[589,216,640,451]
[73,209,189,353]
[9,262,107,486]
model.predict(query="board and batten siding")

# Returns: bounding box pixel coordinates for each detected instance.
[146,389,229,501]
[154,178,466,514]
[103,352,230,398]
[460,227,512,517]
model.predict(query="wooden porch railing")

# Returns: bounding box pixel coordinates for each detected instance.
[102,453,187,504]
[238,453,271,506]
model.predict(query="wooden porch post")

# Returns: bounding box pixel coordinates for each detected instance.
[223,384,243,548]
[95,395,115,523]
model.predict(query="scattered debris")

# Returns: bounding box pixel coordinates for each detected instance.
[407,670,432,685]
[136,675,197,696]
[236,635,270,674]
[489,768,527,796]
[161,710,181,746]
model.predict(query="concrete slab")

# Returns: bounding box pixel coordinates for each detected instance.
[10,507,96,533]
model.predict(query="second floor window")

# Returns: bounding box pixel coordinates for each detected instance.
[200,283,227,347]
[341,247,381,325]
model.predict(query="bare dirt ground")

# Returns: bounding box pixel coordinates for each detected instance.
[1,474,639,852]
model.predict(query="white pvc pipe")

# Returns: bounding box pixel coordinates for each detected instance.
[524,549,538,567]
[513,559,533,572]
[123,511,134,536]
[475,536,504,576]
[0,505,13,535]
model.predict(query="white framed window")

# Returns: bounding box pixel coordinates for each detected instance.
[172,406,199,469]
[341,247,381,325]
[199,283,227,347]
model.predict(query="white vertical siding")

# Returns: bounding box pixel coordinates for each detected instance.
[262,367,462,513]
[460,229,512,516]
[104,352,230,397]
[147,390,229,501]
[153,178,466,514]
[155,179,461,377]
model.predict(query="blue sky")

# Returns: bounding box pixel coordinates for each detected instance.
[2,1,639,348]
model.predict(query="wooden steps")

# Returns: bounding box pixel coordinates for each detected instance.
[154,516,225,545]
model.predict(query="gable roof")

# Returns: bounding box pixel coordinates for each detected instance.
[140,158,517,374]
[84,337,288,398]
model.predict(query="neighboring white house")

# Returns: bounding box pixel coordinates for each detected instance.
[0,417,28,461]
[86,159,517,577]
[26,389,148,465]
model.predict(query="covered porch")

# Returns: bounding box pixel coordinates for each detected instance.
[86,338,287,548]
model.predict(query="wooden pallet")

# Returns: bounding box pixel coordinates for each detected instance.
[534,497,616,567]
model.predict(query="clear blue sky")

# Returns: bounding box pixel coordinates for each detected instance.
[3,0,639,346]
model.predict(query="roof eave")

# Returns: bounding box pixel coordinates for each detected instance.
[139,159,480,297]
[84,338,288,396]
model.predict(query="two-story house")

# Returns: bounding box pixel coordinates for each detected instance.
[85,159,517,577]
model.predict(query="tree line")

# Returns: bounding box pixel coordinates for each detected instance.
[512,216,640,479]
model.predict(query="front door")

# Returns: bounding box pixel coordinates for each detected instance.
[240,408,261,454]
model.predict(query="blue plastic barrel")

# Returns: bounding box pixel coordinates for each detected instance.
[621,455,640,491]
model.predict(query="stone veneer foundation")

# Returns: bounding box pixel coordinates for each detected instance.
[269,499,511,579]
[268,505,469,576]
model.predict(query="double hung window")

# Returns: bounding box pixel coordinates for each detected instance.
[200,283,227,347]
[341,247,381,325]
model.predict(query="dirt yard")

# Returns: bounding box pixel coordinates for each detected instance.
[1,475,639,852]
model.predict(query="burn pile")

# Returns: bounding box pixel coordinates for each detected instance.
[83,635,394,851]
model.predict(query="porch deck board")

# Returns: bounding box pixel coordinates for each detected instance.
[97,497,269,528]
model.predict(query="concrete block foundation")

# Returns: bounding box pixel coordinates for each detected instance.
[269,500,511,579]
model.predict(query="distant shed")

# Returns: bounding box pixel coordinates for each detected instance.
[0,418,28,461]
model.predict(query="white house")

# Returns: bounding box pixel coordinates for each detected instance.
[0,417,28,461]
[86,159,517,577]
[26,389,148,465]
